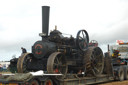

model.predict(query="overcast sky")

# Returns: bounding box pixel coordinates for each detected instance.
[0,0,128,61]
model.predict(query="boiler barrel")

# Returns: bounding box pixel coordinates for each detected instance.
[32,40,56,59]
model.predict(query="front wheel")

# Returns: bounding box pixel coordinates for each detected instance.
[124,66,128,80]
[47,52,68,76]
[114,66,124,81]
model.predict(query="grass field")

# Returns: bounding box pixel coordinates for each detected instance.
[0,71,11,74]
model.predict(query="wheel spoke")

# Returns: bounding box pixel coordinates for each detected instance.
[82,31,84,38]
[57,57,60,64]
[58,56,62,63]
[53,63,59,68]
[94,67,100,73]
[79,36,83,40]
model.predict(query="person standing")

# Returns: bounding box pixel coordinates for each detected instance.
[21,47,27,53]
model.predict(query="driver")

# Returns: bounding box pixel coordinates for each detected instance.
[21,47,27,53]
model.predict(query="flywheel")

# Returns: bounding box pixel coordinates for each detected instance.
[17,53,33,73]
[84,47,104,76]
[76,30,89,51]
[47,52,68,76]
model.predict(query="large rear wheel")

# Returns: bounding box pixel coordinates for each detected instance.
[84,47,104,76]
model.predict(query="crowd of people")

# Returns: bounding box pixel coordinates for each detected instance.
[0,64,7,72]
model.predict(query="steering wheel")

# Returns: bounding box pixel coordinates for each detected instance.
[76,30,89,51]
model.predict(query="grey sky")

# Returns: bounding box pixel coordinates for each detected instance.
[0,0,128,61]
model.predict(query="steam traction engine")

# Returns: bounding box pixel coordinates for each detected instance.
[17,6,104,77]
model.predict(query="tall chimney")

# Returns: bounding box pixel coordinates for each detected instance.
[42,6,50,37]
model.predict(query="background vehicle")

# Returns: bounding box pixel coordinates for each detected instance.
[106,40,128,81]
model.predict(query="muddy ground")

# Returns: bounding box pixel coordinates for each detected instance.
[97,80,128,85]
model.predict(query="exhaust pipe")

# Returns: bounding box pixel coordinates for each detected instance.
[41,6,50,37]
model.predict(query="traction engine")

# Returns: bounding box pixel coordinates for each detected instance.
[17,6,104,77]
